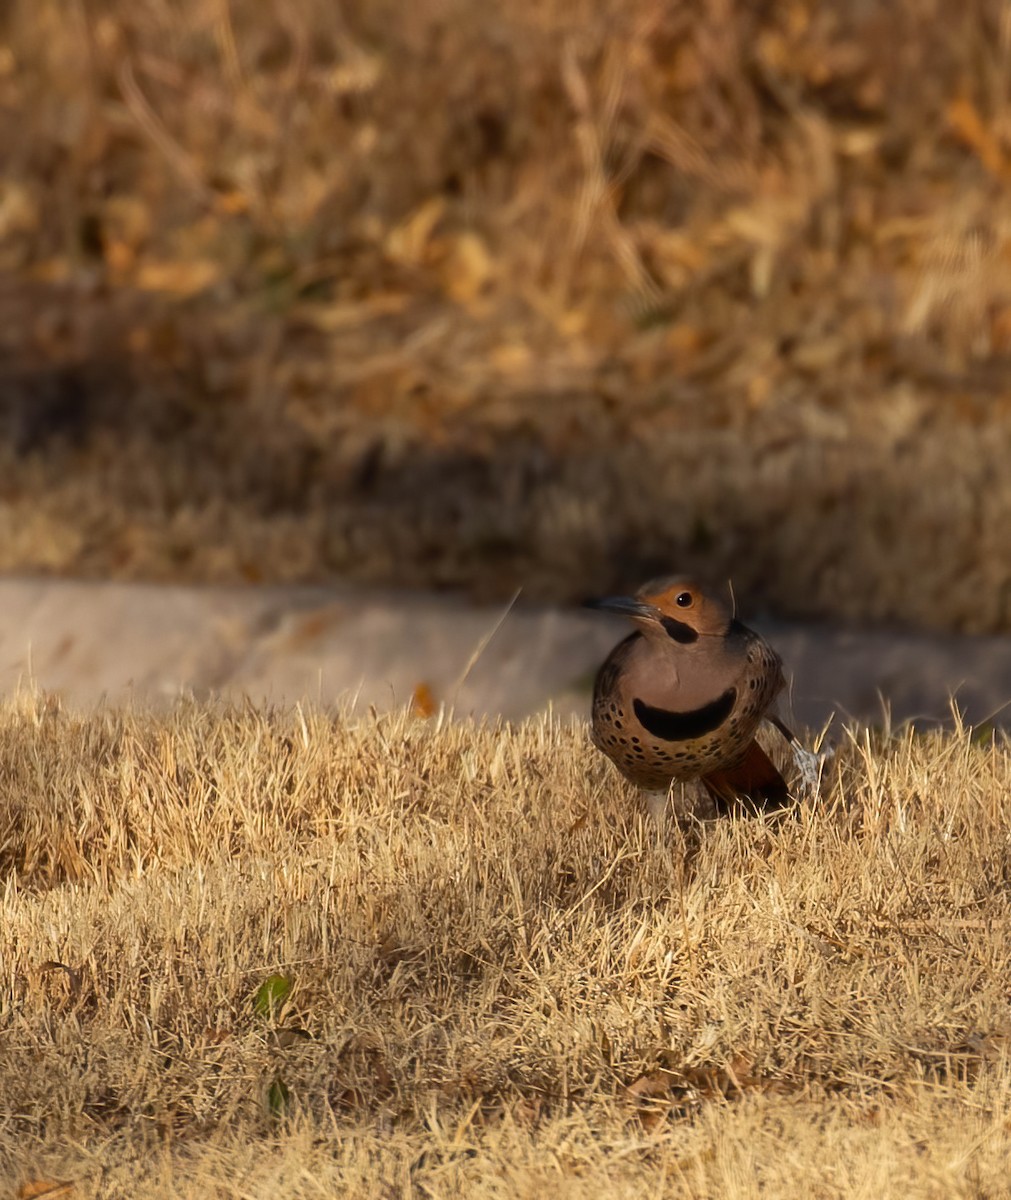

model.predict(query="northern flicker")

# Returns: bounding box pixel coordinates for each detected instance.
[586,577,798,815]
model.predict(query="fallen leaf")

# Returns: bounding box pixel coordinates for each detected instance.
[199,1027,235,1046]
[623,1067,681,1103]
[412,682,437,718]
[665,323,706,361]
[328,52,382,96]
[622,1069,689,1131]
[489,342,532,374]
[385,197,446,266]
[214,189,250,216]
[442,232,494,307]
[291,290,410,332]
[134,259,220,296]
[683,1052,756,1099]
[623,1052,793,1129]
[103,239,135,274]
[17,1181,75,1200]
[0,182,39,243]
[948,97,1008,180]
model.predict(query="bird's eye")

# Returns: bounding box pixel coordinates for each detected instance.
[675,591,693,608]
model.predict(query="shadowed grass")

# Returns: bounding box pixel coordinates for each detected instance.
[3,695,1011,1196]
[3,2,1011,627]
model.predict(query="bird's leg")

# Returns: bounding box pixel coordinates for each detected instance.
[644,788,669,823]
[767,714,828,799]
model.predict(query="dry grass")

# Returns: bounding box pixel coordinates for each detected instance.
[3,1,1011,627]
[4,693,1011,1197]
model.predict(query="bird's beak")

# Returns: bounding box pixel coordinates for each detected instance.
[583,595,659,620]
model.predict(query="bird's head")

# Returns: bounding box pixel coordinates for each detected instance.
[584,577,734,643]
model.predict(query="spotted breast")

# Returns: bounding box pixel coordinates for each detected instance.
[586,577,791,812]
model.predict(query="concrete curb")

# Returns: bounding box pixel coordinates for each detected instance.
[1,578,1009,731]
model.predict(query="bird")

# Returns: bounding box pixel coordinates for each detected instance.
[585,576,799,816]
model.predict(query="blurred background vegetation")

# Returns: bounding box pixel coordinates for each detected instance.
[2,0,1011,630]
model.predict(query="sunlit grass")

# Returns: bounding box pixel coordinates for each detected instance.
[3,694,1011,1196]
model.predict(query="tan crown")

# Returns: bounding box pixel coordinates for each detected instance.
[637,577,734,638]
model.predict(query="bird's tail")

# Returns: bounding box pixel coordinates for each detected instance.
[701,740,790,814]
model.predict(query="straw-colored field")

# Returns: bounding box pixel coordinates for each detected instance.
[4,696,1010,1197]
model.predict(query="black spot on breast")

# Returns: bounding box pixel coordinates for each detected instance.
[632,688,737,742]
[660,617,699,644]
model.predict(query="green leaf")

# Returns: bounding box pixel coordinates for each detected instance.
[268,1074,291,1120]
[253,973,292,1018]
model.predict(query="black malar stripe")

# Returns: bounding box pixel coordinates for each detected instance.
[633,688,737,742]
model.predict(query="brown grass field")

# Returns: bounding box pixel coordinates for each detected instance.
[4,695,1011,1197]
[4,0,1011,629]
[5,3,1011,1194]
